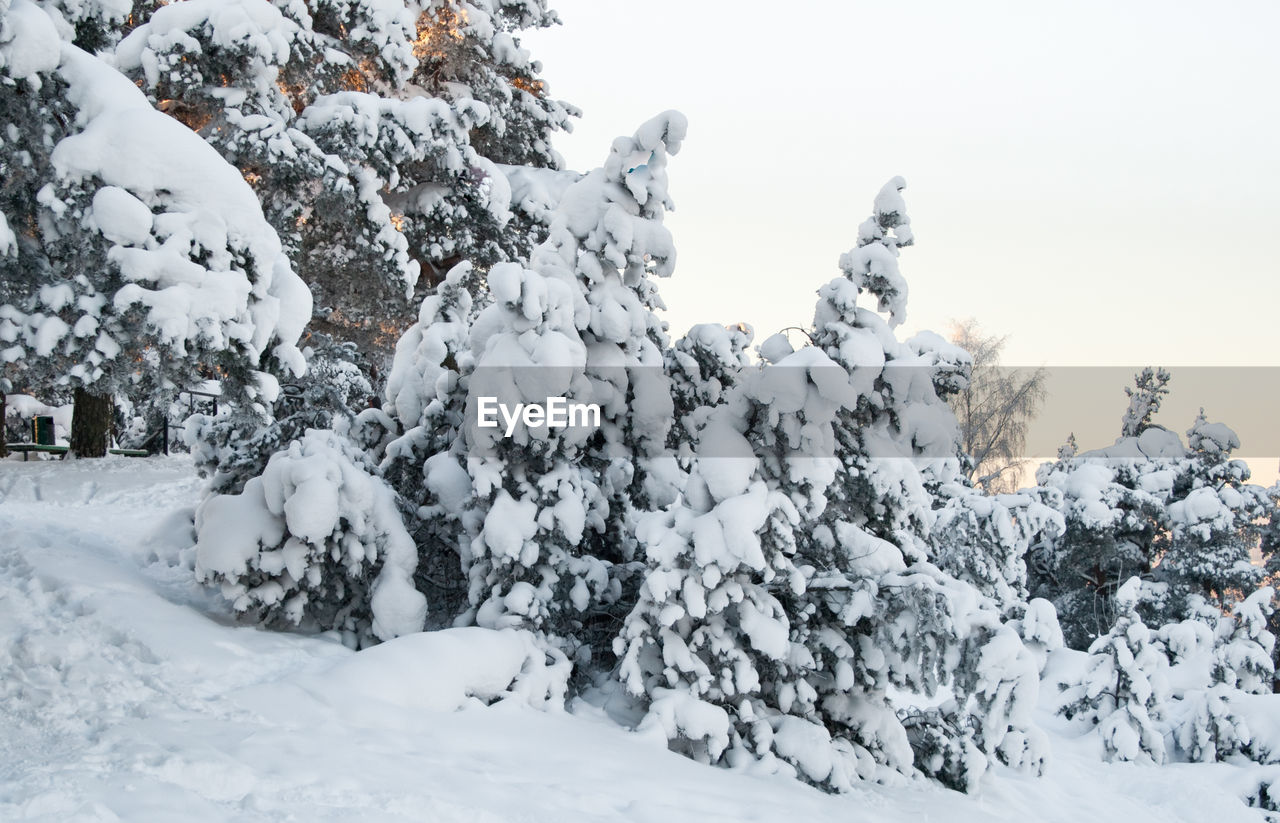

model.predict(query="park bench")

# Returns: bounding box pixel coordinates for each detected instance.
[5,443,149,460]
[4,416,148,460]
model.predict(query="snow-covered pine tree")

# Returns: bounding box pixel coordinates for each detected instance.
[664,322,754,457]
[617,179,1045,793]
[1213,586,1277,696]
[1173,589,1276,762]
[807,179,935,557]
[801,180,1046,788]
[1030,370,1188,648]
[378,262,478,622]
[0,0,308,456]
[1034,377,1276,648]
[1121,366,1171,438]
[114,0,574,366]
[616,345,857,789]
[1158,411,1271,621]
[458,112,685,664]
[458,257,608,657]
[1061,577,1169,764]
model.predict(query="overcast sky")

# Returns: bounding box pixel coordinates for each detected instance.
[524,0,1280,372]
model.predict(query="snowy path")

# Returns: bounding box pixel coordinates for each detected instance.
[0,457,1268,821]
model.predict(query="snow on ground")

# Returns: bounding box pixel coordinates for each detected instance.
[0,456,1270,821]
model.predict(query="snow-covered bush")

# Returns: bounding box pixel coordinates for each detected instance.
[1175,685,1255,763]
[1007,598,1066,675]
[1060,578,1169,764]
[193,427,427,647]
[185,333,376,496]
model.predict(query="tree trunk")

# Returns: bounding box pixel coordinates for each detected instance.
[0,392,6,458]
[70,387,113,458]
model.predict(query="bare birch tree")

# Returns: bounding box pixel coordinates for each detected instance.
[948,319,1048,493]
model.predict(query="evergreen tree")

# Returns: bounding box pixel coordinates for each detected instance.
[1158,411,1270,620]
[800,179,1044,789]
[1121,366,1171,438]
[1,0,307,456]
[1061,577,1169,764]
[1030,370,1187,648]
[1034,378,1275,648]
[664,321,754,466]
[114,0,574,366]
[459,111,686,663]
[616,346,857,789]
[618,179,1045,792]
[460,257,606,657]
[1173,589,1276,762]
[1212,587,1276,696]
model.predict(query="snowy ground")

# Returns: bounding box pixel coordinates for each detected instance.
[0,456,1271,822]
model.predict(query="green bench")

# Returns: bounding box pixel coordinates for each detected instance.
[5,416,149,460]
[5,443,149,460]
[7,443,69,460]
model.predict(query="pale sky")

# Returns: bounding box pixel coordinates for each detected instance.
[524,1,1280,480]
[524,0,1280,368]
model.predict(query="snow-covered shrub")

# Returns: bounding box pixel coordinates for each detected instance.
[1175,685,1255,763]
[307,627,571,714]
[193,427,427,647]
[901,708,985,794]
[186,334,374,496]
[954,622,1049,775]
[1060,578,1169,764]
[1007,598,1065,674]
